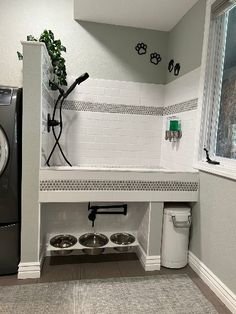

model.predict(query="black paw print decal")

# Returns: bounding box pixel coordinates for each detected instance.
[174,63,181,76]
[135,42,147,55]
[150,52,162,65]
[168,59,174,72]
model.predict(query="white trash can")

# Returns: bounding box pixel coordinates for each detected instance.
[161,204,191,268]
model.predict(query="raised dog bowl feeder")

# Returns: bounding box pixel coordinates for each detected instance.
[50,234,77,251]
[79,233,109,255]
[110,233,135,252]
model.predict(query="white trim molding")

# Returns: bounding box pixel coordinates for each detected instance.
[136,245,161,271]
[194,0,227,163]
[194,161,236,181]
[18,262,41,279]
[195,0,236,174]
[188,251,236,313]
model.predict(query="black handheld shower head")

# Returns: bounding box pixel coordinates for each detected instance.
[76,72,89,84]
[63,72,89,98]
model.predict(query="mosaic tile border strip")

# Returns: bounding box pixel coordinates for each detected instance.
[40,180,199,192]
[62,98,198,116]
[163,98,198,115]
[63,100,163,116]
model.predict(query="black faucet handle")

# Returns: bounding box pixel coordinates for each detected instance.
[88,209,96,227]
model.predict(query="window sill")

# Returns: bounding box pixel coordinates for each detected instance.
[194,161,236,181]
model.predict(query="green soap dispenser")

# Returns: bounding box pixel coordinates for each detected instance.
[165,117,182,141]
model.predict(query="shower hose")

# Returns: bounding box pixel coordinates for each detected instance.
[46,73,89,167]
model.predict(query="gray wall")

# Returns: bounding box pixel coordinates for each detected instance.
[0,0,167,86]
[190,171,236,294]
[166,0,206,83]
[0,0,206,86]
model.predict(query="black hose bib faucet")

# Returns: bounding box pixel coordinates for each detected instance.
[46,73,89,167]
[88,203,128,227]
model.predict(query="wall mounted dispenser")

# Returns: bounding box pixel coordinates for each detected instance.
[165,117,182,142]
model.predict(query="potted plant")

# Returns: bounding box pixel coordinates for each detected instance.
[17,30,67,88]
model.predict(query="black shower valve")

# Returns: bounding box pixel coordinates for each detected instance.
[47,113,60,133]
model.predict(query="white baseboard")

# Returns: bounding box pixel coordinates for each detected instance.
[18,262,41,279]
[188,251,236,314]
[18,253,45,279]
[136,245,160,271]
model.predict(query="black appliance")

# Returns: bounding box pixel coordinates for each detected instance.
[0,86,22,275]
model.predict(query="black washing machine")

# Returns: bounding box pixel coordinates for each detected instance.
[0,86,22,275]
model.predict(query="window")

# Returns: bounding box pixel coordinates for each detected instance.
[201,2,236,165]
[215,7,236,159]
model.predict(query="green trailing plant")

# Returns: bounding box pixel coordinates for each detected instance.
[17,30,67,87]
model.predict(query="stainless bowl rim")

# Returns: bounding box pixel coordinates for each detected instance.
[79,233,109,247]
[110,232,135,245]
[50,234,77,248]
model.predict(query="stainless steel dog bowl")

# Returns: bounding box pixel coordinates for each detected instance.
[110,233,135,252]
[50,234,77,249]
[79,233,109,255]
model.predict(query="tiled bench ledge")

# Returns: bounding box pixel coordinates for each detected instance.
[39,169,199,202]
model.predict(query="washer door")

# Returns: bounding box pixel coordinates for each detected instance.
[0,126,9,176]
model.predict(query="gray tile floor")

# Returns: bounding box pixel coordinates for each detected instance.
[0,253,231,314]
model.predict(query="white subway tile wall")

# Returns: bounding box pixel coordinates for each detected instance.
[41,202,148,235]
[160,68,201,170]
[52,78,164,168]
[43,68,200,170]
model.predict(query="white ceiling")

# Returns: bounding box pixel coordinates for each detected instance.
[74,0,199,32]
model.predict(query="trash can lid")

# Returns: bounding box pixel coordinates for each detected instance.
[164,207,191,216]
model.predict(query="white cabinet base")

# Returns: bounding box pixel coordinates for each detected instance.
[18,262,41,279]
[136,245,161,271]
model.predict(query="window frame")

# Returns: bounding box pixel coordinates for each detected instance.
[194,0,236,180]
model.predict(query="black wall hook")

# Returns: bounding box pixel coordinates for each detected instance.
[47,113,60,133]
[204,148,220,165]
